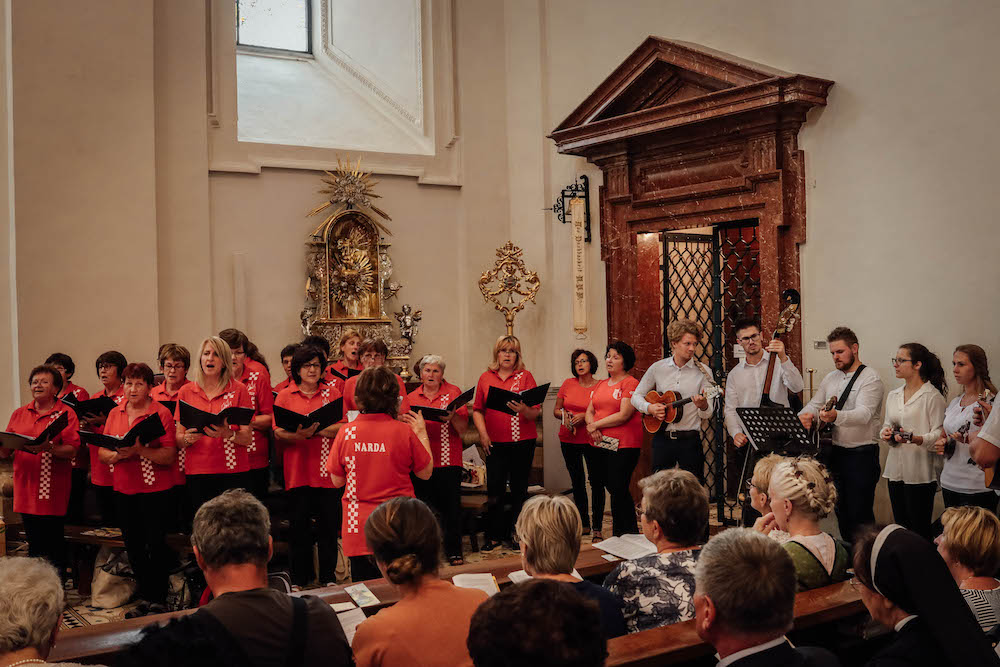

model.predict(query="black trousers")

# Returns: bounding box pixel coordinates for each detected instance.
[67,468,88,524]
[652,431,703,482]
[186,472,252,523]
[560,442,607,531]
[117,490,172,604]
[22,513,67,573]
[94,483,118,527]
[247,466,271,502]
[349,555,381,582]
[288,486,343,586]
[887,480,937,541]
[942,487,998,512]
[485,439,535,542]
[826,444,881,544]
[606,448,640,536]
[414,466,463,559]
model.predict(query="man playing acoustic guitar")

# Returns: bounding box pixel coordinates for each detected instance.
[632,320,716,482]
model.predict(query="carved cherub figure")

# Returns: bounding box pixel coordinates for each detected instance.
[394,304,422,344]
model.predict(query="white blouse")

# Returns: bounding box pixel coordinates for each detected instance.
[882,381,946,484]
[940,395,988,493]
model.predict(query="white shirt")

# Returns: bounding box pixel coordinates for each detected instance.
[882,382,946,484]
[715,636,788,666]
[800,365,885,448]
[980,397,1000,448]
[724,352,804,436]
[941,395,988,493]
[894,615,918,632]
[632,356,716,431]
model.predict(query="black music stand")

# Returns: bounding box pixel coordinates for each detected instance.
[734,407,814,526]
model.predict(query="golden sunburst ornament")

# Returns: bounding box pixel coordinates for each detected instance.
[308,156,392,237]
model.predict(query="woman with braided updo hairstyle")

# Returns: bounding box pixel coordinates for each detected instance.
[753,456,850,591]
[352,497,488,667]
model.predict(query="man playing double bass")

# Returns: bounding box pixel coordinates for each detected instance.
[632,319,715,482]
[723,317,805,449]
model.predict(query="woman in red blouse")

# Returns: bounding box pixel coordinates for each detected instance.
[327,366,432,582]
[472,335,542,552]
[219,328,274,501]
[328,328,363,380]
[88,350,128,527]
[585,341,642,536]
[408,354,470,565]
[175,336,253,520]
[99,363,176,614]
[554,349,602,538]
[274,344,344,586]
[45,352,89,524]
[273,343,299,393]
[341,338,411,417]
[0,364,80,571]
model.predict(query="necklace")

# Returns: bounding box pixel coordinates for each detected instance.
[959,576,1000,590]
[6,659,47,667]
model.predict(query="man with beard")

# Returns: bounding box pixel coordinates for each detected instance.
[799,327,884,545]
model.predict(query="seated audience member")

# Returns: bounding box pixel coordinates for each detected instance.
[123,489,351,667]
[603,468,706,633]
[0,557,88,667]
[467,579,607,667]
[328,366,433,581]
[935,506,1000,631]
[273,343,298,393]
[853,524,999,667]
[747,454,790,543]
[352,497,487,667]
[515,494,626,638]
[693,528,840,667]
[755,456,849,591]
[0,365,80,572]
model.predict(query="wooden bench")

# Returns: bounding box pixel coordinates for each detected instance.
[49,544,620,665]
[604,581,864,666]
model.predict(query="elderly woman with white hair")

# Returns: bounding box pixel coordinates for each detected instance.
[0,557,89,667]
[407,354,469,565]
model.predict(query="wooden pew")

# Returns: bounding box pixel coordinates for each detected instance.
[50,544,619,665]
[604,581,864,666]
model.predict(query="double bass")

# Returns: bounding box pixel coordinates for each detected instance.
[758,289,801,408]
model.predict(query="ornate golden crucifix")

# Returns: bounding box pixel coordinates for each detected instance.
[478,241,541,335]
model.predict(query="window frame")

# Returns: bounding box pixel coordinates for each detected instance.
[236,0,312,56]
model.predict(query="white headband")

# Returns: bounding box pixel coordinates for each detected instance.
[870,524,903,596]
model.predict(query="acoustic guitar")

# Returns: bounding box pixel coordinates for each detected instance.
[812,394,838,452]
[759,289,801,408]
[641,385,723,434]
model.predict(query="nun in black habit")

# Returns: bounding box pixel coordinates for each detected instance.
[853,524,999,667]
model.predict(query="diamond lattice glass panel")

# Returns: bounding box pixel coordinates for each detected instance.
[238,0,309,52]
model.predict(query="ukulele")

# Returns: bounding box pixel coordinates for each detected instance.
[759,289,801,408]
[642,385,724,434]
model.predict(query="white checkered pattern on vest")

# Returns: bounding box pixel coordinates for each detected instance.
[246,372,260,453]
[345,455,358,534]
[510,373,523,441]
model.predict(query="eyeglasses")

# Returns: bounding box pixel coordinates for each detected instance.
[635,505,646,519]
[98,363,116,371]
[891,357,912,366]
[737,332,761,344]
[301,362,323,370]
[163,363,186,371]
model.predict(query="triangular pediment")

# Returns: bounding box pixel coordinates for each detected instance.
[550,37,832,156]
[555,37,793,132]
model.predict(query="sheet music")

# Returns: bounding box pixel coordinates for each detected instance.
[336,607,368,644]
[452,573,500,596]
[592,534,656,560]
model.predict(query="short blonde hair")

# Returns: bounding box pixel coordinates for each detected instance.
[337,329,362,358]
[666,319,703,345]
[515,495,581,575]
[768,457,837,520]
[488,335,526,372]
[941,506,1000,576]
[194,336,235,390]
[751,454,785,497]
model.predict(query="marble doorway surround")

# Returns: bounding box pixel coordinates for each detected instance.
[549,37,833,376]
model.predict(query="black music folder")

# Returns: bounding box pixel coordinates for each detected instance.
[272,399,343,432]
[157,400,177,415]
[61,394,118,419]
[485,383,551,416]
[178,401,254,433]
[328,366,363,381]
[412,387,476,422]
[0,411,70,453]
[80,414,166,450]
